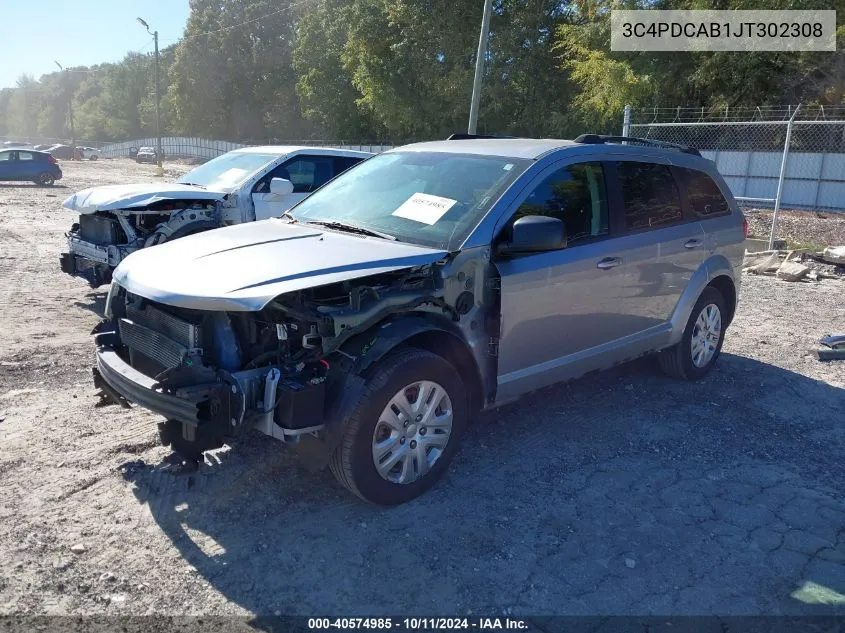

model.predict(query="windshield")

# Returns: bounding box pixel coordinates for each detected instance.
[177,151,278,190]
[288,151,531,249]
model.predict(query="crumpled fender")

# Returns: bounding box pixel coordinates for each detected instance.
[292,313,476,471]
[143,201,222,247]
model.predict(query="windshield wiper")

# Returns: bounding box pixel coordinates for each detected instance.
[305,220,397,241]
[280,211,297,223]
[179,182,206,189]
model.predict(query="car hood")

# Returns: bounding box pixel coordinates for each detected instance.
[62,183,227,214]
[112,219,449,312]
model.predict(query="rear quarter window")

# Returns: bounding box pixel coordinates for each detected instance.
[679,167,731,218]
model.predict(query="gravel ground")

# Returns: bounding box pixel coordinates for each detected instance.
[0,160,844,618]
[745,207,845,248]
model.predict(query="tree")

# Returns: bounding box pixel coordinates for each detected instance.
[294,0,379,138]
[168,0,317,140]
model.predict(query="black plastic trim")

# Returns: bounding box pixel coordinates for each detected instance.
[95,349,202,425]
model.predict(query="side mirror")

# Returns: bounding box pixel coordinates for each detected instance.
[269,177,294,195]
[498,215,566,256]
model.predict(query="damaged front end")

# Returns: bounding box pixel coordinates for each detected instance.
[61,198,223,288]
[92,256,489,464]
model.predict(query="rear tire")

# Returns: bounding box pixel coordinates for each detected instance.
[658,287,727,380]
[36,172,55,186]
[329,348,467,505]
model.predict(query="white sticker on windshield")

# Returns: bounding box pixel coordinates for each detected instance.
[392,193,457,225]
[216,167,248,184]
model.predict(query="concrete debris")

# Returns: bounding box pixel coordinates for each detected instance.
[744,248,844,282]
[743,250,782,274]
[776,260,810,282]
[822,245,845,264]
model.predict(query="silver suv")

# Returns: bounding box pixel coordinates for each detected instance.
[92,134,746,505]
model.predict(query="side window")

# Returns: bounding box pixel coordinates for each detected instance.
[18,152,34,161]
[679,168,731,218]
[0,152,10,161]
[617,161,683,231]
[512,162,609,244]
[284,157,334,194]
[333,156,364,176]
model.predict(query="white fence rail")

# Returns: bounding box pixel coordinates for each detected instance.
[99,137,394,160]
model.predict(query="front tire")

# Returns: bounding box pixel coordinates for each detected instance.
[658,286,727,380]
[329,348,467,505]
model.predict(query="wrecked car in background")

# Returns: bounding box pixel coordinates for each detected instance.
[92,135,746,505]
[59,146,373,286]
[134,146,158,163]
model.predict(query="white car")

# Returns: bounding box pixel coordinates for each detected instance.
[77,146,101,160]
[59,145,373,286]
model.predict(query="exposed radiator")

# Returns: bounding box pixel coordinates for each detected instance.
[79,214,121,246]
[120,303,202,371]
[126,303,201,349]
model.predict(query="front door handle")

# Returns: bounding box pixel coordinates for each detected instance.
[684,239,703,249]
[597,257,622,270]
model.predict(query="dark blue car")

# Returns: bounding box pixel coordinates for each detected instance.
[0,149,63,186]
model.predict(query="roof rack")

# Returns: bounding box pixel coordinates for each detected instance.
[574,134,701,157]
[446,133,516,140]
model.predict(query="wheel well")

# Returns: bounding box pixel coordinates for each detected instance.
[708,275,737,325]
[403,330,484,417]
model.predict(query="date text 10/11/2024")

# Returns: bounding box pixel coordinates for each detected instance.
[307,618,530,630]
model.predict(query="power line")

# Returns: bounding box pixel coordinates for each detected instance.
[160,0,315,45]
[30,38,155,79]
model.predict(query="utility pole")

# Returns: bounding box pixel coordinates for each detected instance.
[468,0,493,135]
[54,62,76,158]
[138,17,163,173]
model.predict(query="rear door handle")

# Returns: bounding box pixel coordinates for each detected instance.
[684,239,703,249]
[596,257,622,270]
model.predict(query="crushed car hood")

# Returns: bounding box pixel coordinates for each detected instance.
[112,219,449,312]
[62,183,227,214]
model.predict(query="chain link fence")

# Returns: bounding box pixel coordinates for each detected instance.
[623,105,845,249]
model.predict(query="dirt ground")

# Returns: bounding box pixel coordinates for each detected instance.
[1,160,844,618]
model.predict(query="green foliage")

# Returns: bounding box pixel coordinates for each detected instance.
[556,0,845,130]
[0,0,842,143]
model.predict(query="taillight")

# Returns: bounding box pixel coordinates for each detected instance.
[47,154,57,165]
[742,215,748,238]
